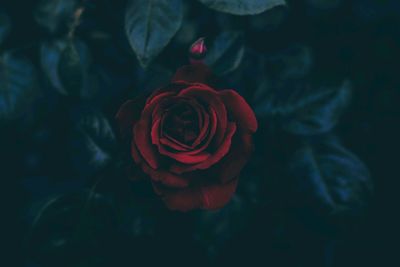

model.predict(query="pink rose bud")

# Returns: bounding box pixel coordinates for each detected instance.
[189,37,207,64]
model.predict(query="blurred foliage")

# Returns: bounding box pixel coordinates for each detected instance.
[0,52,38,120]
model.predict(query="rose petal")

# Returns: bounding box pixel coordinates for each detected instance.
[158,109,214,167]
[185,108,216,154]
[133,91,179,169]
[215,133,254,183]
[154,184,203,212]
[134,120,160,169]
[151,96,178,124]
[170,122,237,174]
[158,144,211,164]
[189,122,236,170]
[151,118,162,146]
[155,178,239,211]
[219,90,258,133]
[192,99,205,134]
[209,105,226,147]
[145,91,175,109]
[161,97,213,150]
[172,63,214,84]
[200,178,239,210]
[146,82,188,104]
[191,104,211,148]
[179,85,228,147]
[160,135,192,151]
[142,164,189,188]
[163,106,216,159]
[157,96,215,154]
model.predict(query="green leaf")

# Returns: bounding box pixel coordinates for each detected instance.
[197,0,286,15]
[0,52,38,120]
[287,135,372,216]
[41,39,96,98]
[125,0,183,67]
[27,192,116,266]
[58,40,84,97]
[265,45,313,80]
[254,80,352,135]
[34,0,79,34]
[205,31,245,75]
[69,106,117,177]
[41,40,70,95]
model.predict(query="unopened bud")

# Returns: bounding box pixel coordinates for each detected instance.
[189,37,207,64]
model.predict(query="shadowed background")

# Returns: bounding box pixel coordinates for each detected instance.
[1,0,398,266]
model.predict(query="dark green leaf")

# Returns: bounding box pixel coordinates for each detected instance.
[0,52,38,120]
[125,0,183,67]
[34,0,80,34]
[27,192,116,266]
[287,135,372,216]
[265,45,314,81]
[40,40,66,93]
[69,106,117,177]
[41,39,95,98]
[205,31,245,75]
[254,80,352,135]
[0,11,11,45]
[58,40,84,97]
[197,0,286,15]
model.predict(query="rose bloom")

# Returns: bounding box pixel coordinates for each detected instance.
[116,63,257,211]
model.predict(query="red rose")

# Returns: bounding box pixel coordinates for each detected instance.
[116,63,257,211]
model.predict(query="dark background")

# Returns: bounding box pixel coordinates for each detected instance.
[1,0,399,266]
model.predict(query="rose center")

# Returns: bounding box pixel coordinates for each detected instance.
[162,103,199,145]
